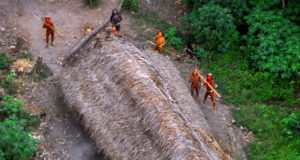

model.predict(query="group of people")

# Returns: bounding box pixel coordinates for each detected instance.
[42,9,215,111]
[189,69,216,112]
[42,8,166,53]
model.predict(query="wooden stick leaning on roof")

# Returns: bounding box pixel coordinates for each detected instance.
[34,15,65,37]
[198,72,222,98]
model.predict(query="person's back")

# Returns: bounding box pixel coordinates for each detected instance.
[110,9,122,33]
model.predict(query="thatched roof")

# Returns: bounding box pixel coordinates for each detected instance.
[60,32,232,160]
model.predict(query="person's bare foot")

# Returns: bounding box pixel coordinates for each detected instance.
[212,107,216,112]
[51,42,54,46]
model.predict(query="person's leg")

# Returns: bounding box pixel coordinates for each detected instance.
[116,24,120,32]
[195,87,199,98]
[203,92,209,103]
[210,92,216,111]
[158,46,163,53]
[191,84,194,97]
[46,32,49,48]
[50,32,54,46]
[154,45,158,51]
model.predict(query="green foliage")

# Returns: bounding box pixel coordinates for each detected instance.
[182,4,238,53]
[122,0,139,11]
[234,105,300,160]
[282,111,300,137]
[0,116,39,160]
[0,53,13,70]
[164,27,183,51]
[183,0,249,25]
[0,95,23,116]
[0,95,40,160]
[244,9,300,80]
[14,52,34,61]
[1,73,19,95]
[84,0,102,7]
[29,63,53,82]
[202,48,296,105]
[284,1,300,24]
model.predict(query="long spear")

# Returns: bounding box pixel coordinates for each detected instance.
[34,15,64,37]
[197,72,222,98]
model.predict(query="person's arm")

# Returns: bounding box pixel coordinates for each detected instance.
[50,22,55,30]
[189,75,193,82]
[110,15,113,23]
[119,15,123,22]
[43,23,47,28]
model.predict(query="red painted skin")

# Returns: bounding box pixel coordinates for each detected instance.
[189,69,201,98]
[43,17,55,47]
[154,31,166,54]
[203,74,216,111]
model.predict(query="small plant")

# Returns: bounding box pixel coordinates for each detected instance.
[29,62,52,82]
[0,116,39,160]
[84,0,102,7]
[0,95,23,116]
[122,0,139,11]
[0,53,13,70]
[1,73,19,95]
[14,52,34,61]
[164,27,183,51]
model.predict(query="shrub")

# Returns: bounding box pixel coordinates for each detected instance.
[0,95,23,116]
[164,27,183,51]
[244,9,300,80]
[1,73,19,95]
[233,105,300,160]
[0,53,13,70]
[122,0,139,11]
[0,116,39,160]
[182,4,238,53]
[84,0,102,7]
[183,0,249,25]
[202,48,296,105]
[29,62,53,82]
[282,111,300,137]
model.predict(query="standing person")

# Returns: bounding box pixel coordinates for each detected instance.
[110,8,123,34]
[189,69,201,99]
[202,73,216,111]
[154,31,166,54]
[43,16,55,48]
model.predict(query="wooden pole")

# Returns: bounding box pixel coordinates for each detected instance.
[198,72,222,98]
[34,15,65,37]
[147,40,173,53]
[63,4,123,63]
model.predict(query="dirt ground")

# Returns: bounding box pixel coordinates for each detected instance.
[0,0,119,159]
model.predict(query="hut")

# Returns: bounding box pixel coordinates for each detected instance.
[61,31,231,160]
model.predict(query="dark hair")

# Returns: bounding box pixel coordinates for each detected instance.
[112,8,119,15]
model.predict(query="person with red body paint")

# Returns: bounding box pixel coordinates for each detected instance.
[43,16,55,48]
[202,73,216,111]
[189,69,201,99]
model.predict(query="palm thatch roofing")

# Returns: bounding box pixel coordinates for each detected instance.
[60,31,232,160]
